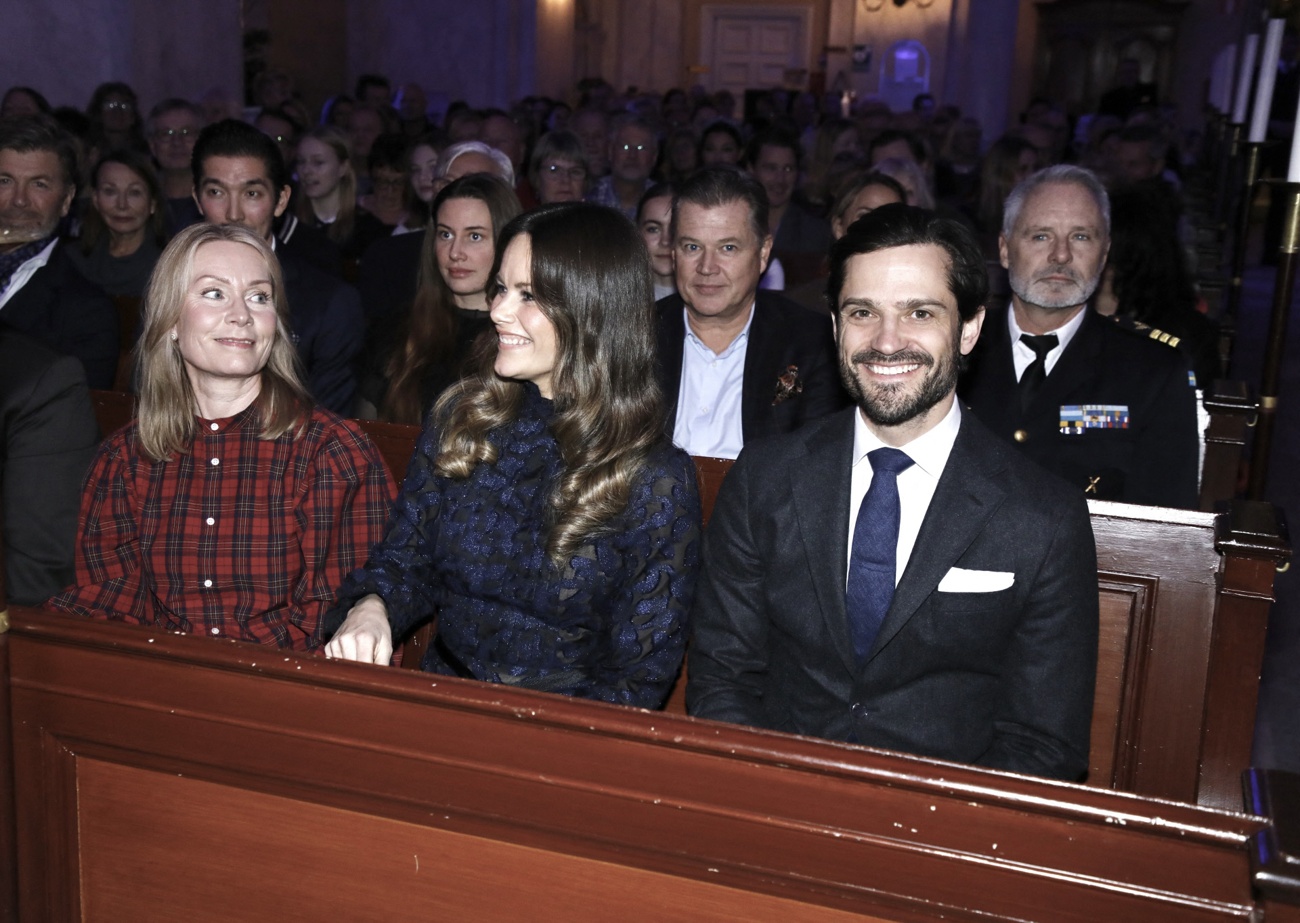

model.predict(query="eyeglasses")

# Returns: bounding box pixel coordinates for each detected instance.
[544,163,587,181]
[153,128,193,141]
[102,100,134,112]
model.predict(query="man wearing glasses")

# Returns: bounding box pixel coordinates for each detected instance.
[586,116,658,220]
[146,98,203,232]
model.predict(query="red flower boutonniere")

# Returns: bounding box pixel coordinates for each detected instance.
[773,364,803,405]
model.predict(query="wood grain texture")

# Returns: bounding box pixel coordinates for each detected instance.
[5,608,1276,922]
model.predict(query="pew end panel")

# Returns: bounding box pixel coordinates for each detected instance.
[1200,380,1256,511]
[4,609,1280,922]
[1086,499,1288,811]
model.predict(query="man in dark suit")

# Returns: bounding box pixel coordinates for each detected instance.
[688,205,1097,781]
[191,120,364,414]
[0,115,118,387]
[1,322,99,604]
[655,167,844,459]
[959,165,1199,508]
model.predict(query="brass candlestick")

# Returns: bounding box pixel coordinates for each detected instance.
[1248,181,1300,498]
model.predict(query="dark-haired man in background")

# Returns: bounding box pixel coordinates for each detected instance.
[655,166,844,460]
[0,115,117,387]
[192,119,363,413]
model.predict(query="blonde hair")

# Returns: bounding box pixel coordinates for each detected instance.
[134,223,311,461]
[295,125,358,246]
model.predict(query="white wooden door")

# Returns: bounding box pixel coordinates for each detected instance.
[701,5,811,95]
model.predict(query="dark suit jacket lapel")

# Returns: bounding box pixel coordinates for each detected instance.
[654,296,686,437]
[868,414,1009,660]
[740,296,775,443]
[790,410,859,674]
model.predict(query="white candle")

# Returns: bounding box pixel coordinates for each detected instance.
[1287,84,1300,181]
[1233,34,1259,123]
[1212,46,1235,112]
[1250,20,1285,142]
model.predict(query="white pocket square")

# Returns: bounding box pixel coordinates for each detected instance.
[937,567,1015,593]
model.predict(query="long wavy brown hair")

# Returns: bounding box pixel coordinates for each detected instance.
[135,223,311,461]
[432,202,666,566]
[381,174,521,424]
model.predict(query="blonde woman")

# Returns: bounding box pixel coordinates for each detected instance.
[47,223,395,650]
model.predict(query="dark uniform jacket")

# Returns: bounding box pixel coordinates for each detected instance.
[959,305,1199,508]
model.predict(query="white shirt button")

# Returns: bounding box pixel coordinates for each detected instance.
[210,458,220,466]
[210,627,220,635]
[206,517,215,526]
[203,579,213,588]
[210,422,219,431]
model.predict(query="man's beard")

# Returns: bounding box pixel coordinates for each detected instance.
[1008,264,1101,311]
[839,339,959,428]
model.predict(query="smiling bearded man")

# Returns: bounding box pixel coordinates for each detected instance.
[687,203,1099,781]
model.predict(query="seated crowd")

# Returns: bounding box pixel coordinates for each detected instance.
[0,70,1216,781]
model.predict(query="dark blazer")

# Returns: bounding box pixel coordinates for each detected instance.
[357,229,424,323]
[1,241,118,389]
[959,305,1199,508]
[0,325,99,605]
[655,291,847,446]
[279,250,365,415]
[687,408,1098,781]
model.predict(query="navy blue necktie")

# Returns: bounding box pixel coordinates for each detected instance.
[846,447,914,662]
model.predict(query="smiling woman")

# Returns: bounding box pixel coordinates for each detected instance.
[69,149,167,298]
[325,202,702,709]
[45,222,395,651]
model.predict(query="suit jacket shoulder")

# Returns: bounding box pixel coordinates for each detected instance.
[1,241,119,389]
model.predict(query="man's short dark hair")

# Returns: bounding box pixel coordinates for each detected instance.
[191,118,289,194]
[743,126,801,169]
[827,203,988,322]
[671,165,769,244]
[0,114,79,192]
[867,129,928,166]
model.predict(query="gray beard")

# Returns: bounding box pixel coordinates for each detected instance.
[1008,267,1101,311]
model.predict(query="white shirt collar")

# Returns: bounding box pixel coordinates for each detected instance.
[851,397,962,479]
[682,301,755,359]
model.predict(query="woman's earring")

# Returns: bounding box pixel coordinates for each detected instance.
[170,332,178,341]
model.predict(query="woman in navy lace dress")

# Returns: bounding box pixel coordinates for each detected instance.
[325,203,701,708]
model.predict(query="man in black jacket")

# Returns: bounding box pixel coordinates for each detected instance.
[959,165,1199,508]
[655,167,845,459]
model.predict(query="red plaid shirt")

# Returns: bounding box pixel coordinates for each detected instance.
[47,407,395,650]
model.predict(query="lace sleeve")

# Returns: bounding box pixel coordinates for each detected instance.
[324,417,446,639]
[584,448,702,709]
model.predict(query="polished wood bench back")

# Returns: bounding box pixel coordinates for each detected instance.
[5,609,1296,922]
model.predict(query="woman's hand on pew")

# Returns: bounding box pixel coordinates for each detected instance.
[324,595,394,664]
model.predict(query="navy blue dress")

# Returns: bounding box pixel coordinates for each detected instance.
[329,385,702,709]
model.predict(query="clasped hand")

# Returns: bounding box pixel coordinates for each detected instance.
[324,594,393,664]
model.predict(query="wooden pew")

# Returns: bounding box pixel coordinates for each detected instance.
[89,389,136,440]
[1200,379,1256,511]
[4,607,1298,921]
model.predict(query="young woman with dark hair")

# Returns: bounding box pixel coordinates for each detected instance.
[326,202,701,708]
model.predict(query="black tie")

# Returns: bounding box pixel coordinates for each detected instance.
[1018,333,1059,412]
[846,448,915,662]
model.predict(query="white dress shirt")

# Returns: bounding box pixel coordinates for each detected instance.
[672,304,754,459]
[0,238,58,310]
[1007,304,1086,381]
[845,400,962,587]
